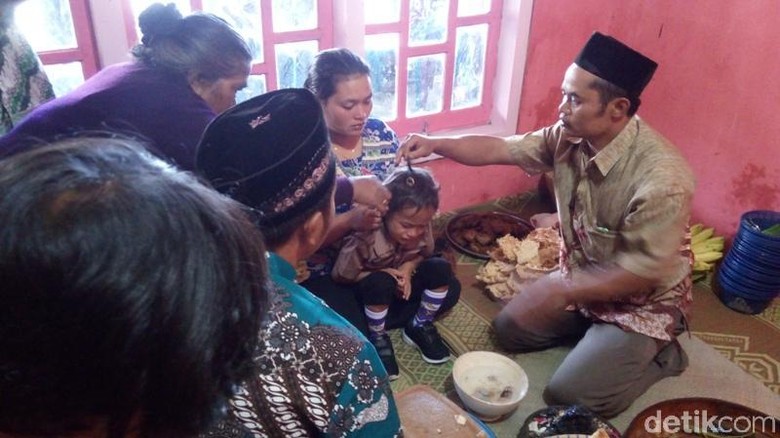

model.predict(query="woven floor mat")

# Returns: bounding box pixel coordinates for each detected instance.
[431,192,780,395]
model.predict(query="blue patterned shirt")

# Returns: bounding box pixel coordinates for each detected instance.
[205,253,401,437]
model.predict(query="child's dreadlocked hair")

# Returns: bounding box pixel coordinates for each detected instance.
[383,166,440,214]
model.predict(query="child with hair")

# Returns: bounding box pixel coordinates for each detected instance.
[332,166,455,378]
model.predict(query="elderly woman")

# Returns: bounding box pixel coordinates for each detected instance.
[0,3,250,170]
[0,138,269,437]
[197,89,402,437]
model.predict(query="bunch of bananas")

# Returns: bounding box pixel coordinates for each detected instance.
[690,223,725,282]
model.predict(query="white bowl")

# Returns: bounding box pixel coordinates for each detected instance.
[452,351,529,421]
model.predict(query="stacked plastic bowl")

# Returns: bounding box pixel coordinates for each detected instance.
[716,210,780,314]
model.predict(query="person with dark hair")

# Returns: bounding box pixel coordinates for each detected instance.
[0,2,251,170]
[302,47,460,342]
[0,137,269,437]
[197,88,402,437]
[332,167,455,378]
[396,32,695,417]
[0,0,54,134]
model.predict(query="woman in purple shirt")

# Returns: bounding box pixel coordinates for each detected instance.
[0,3,251,171]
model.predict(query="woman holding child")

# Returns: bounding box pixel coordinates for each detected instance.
[302,48,461,379]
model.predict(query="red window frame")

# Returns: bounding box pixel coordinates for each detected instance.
[367,0,503,134]
[35,0,100,79]
[120,0,333,90]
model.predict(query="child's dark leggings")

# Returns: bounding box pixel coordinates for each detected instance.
[356,257,459,328]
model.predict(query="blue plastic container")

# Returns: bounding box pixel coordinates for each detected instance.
[738,210,780,252]
[719,261,779,297]
[716,270,774,314]
[729,240,780,270]
[724,248,780,280]
[717,266,777,300]
[720,254,779,289]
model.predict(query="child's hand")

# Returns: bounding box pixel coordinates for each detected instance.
[348,205,382,231]
[397,274,412,300]
[381,268,412,300]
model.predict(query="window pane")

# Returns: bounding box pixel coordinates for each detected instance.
[364,0,400,24]
[365,34,399,121]
[127,0,191,41]
[15,0,77,51]
[275,40,318,89]
[236,75,267,103]
[452,24,487,110]
[202,0,264,63]
[42,62,84,96]
[457,0,491,17]
[408,0,449,46]
[272,0,317,32]
[406,54,445,116]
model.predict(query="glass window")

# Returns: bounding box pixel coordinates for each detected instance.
[408,0,449,46]
[14,0,99,96]
[365,33,399,121]
[236,74,267,104]
[407,54,445,116]
[457,0,491,17]
[364,0,504,134]
[15,0,77,51]
[202,0,264,63]
[365,0,400,25]
[272,0,318,32]
[42,62,85,96]
[452,24,487,110]
[275,40,318,89]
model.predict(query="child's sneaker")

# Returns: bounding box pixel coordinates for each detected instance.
[371,333,399,380]
[402,321,450,364]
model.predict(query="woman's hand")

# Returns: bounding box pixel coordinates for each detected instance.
[350,175,391,214]
[348,204,383,231]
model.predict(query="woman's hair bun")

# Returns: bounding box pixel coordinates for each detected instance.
[138,3,183,45]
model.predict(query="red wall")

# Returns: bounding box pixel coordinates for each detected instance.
[515,0,780,237]
[435,0,780,238]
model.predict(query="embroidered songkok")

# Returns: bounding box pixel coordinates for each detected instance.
[196,88,335,229]
[574,32,658,97]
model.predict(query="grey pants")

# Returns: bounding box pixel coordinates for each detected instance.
[493,300,688,418]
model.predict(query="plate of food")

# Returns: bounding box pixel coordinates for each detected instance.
[476,227,562,301]
[396,384,497,438]
[445,211,534,260]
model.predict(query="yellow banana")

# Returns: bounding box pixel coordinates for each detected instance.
[690,223,704,236]
[691,227,715,245]
[692,236,725,253]
[693,259,712,271]
[695,251,723,263]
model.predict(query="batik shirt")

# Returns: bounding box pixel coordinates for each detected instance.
[0,12,54,134]
[334,117,399,183]
[205,252,402,438]
[506,117,695,341]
